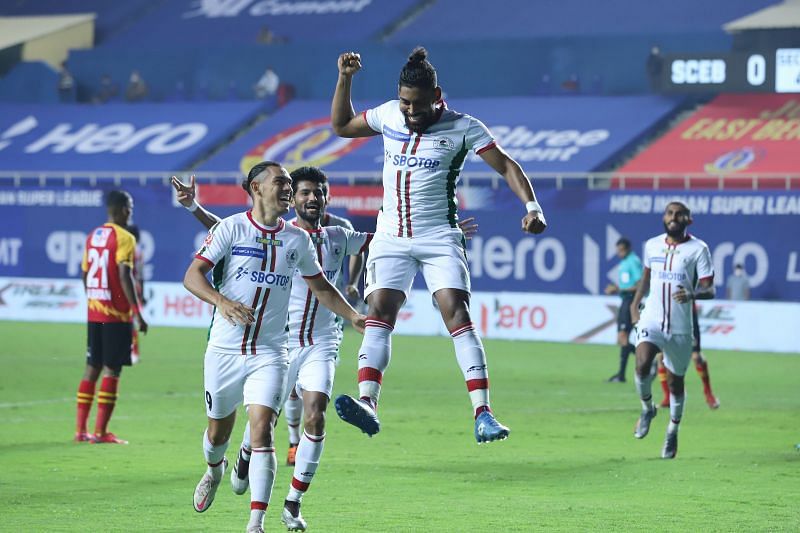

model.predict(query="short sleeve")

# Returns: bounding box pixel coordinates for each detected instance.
[642,242,652,269]
[115,228,136,267]
[696,244,714,282]
[466,116,496,155]
[296,232,323,278]
[195,221,230,267]
[342,227,373,255]
[364,100,395,134]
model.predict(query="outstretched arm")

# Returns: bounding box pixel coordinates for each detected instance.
[479,145,546,234]
[305,274,366,333]
[171,175,221,230]
[331,52,380,138]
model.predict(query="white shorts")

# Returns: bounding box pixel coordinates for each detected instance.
[285,342,339,400]
[364,231,470,300]
[203,348,288,419]
[635,326,693,376]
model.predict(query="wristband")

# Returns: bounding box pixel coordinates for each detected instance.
[185,200,199,213]
[525,201,542,214]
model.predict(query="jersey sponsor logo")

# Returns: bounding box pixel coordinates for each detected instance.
[389,153,441,169]
[249,271,291,287]
[86,288,112,300]
[255,237,283,246]
[90,227,112,247]
[656,271,688,282]
[239,117,371,175]
[232,246,266,259]
[235,266,250,280]
[382,126,411,143]
[323,269,338,281]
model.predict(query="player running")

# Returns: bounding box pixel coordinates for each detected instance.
[74,190,148,444]
[329,47,547,443]
[656,303,720,409]
[630,202,715,459]
[182,162,365,533]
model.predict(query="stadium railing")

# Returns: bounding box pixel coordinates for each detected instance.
[0,171,798,190]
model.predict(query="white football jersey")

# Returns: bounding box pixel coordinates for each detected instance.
[287,223,372,348]
[292,211,356,291]
[364,100,495,238]
[639,233,714,335]
[195,212,322,355]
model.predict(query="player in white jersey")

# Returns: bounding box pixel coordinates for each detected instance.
[629,202,715,459]
[174,166,372,531]
[330,47,547,443]
[182,162,365,533]
[282,182,363,469]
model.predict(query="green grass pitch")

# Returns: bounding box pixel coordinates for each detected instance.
[1,321,798,531]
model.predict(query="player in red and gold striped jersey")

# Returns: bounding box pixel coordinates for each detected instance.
[75,190,148,444]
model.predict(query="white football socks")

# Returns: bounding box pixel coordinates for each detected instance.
[287,431,325,503]
[357,318,393,404]
[202,429,229,481]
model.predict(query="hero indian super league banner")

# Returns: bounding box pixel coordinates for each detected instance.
[0,102,264,171]
[1,182,797,301]
[620,94,800,174]
[198,96,682,174]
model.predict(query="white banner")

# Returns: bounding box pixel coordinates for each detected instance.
[1,277,798,353]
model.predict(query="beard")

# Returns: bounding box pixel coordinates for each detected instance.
[663,222,687,238]
[404,114,433,133]
[296,206,321,225]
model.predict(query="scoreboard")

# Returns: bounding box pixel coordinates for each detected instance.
[661,49,800,93]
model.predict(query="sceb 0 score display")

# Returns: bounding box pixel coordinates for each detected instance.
[663,49,800,93]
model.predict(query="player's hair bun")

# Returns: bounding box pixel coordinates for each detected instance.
[408,46,428,64]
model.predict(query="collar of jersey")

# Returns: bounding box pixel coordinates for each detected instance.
[247,210,284,233]
[291,220,322,234]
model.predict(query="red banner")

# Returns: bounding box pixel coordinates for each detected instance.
[328,185,383,216]
[620,94,800,175]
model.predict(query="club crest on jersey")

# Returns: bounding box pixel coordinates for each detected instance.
[333,246,342,256]
[432,137,455,152]
[256,236,283,246]
[286,248,299,267]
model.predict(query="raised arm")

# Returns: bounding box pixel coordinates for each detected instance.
[331,52,380,138]
[305,274,365,333]
[479,145,546,235]
[630,267,651,324]
[171,175,221,230]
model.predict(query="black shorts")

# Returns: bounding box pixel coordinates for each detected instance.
[86,322,133,368]
[617,295,634,333]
